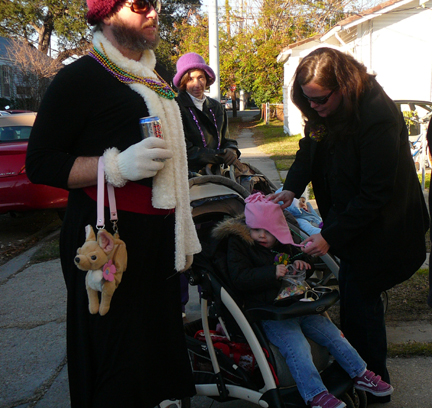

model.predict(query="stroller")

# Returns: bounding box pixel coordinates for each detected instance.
[183,170,367,408]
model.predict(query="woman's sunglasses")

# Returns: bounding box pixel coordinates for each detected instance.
[124,0,162,14]
[302,89,335,105]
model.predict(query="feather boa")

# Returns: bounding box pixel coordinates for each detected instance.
[93,32,201,271]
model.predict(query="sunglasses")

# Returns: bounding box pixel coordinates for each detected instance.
[124,0,161,14]
[302,89,335,105]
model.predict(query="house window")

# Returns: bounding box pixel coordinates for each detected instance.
[1,65,11,98]
[16,85,31,96]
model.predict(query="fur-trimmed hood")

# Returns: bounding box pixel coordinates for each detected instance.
[212,215,254,245]
[212,212,302,248]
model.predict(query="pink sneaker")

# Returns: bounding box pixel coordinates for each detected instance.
[308,391,346,408]
[354,370,394,396]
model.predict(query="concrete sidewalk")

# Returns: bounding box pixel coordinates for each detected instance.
[1,109,431,408]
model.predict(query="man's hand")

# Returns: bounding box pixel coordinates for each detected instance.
[219,148,237,166]
[301,233,330,257]
[267,189,296,209]
[117,137,173,181]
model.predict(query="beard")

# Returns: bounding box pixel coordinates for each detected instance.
[110,15,160,52]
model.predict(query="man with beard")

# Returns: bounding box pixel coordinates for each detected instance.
[25,1,201,407]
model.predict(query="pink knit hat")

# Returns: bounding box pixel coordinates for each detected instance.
[173,53,216,88]
[245,192,298,245]
[86,0,124,25]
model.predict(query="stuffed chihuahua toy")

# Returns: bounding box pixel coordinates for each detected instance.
[74,225,127,316]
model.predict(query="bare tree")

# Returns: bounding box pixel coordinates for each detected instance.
[6,38,62,111]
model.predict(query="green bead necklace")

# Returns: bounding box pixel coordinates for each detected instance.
[89,44,176,100]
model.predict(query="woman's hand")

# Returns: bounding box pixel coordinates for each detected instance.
[301,233,330,257]
[292,260,311,271]
[267,190,295,209]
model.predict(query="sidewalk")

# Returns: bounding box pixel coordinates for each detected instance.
[0,108,431,408]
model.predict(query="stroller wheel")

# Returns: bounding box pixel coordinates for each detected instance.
[347,388,367,408]
[340,392,356,408]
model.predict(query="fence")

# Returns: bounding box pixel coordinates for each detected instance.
[261,103,284,124]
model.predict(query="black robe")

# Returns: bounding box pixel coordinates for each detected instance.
[26,55,195,408]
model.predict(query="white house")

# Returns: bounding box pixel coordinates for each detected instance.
[277,0,432,135]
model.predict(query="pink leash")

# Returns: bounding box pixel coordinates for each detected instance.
[96,157,118,232]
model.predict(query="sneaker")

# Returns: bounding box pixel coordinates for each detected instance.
[354,370,394,396]
[309,391,346,408]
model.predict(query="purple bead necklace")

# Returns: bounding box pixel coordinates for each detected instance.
[189,107,220,148]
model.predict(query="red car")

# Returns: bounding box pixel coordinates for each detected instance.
[0,113,68,216]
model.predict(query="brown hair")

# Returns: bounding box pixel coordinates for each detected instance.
[292,47,372,133]
[178,69,211,92]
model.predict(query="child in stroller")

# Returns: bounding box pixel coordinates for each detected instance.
[275,187,323,236]
[212,192,393,408]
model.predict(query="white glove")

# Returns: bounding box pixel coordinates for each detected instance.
[104,138,173,187]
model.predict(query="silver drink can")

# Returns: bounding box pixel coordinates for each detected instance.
[139,115,163,139]
[139,116,165,161]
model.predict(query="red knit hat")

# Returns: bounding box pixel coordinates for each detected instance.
[86,0,125,25]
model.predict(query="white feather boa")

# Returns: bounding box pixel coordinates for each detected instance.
[93,32,201,271]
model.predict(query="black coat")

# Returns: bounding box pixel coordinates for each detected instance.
[212,216,309,309]
[25,56,195,407]
[176,91,239,172]
[284,78,429,292]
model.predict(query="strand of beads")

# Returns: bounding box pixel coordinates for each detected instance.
[188,107,220,149]
[89,45,176,100]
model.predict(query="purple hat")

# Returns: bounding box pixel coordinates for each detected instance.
[245,192,297,245]
[173,53,216,88]
[86,0,124,25]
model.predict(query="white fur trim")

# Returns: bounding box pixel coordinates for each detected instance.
[103,147,127,187]
[93,33,201,271]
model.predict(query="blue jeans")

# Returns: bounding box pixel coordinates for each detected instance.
[262,315,366,403]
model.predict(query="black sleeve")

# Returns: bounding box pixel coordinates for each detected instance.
[26,66,90,189]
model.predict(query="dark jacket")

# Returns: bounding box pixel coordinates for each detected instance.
[176,91,240,172]
[284,77,429,292]
[212,216,308,309]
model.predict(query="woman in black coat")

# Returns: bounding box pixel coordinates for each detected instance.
[269,47,429,405]
[173,53,240,173]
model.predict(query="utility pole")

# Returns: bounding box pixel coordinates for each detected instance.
[208,0,221,101]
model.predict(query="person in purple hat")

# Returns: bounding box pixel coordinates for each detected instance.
[174,52,240,173]
[212,192,394,408]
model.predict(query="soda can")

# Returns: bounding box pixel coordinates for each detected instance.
[139,115,163,139]
[139,116,165,161]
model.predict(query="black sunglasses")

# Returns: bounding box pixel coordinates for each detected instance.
[124,0,161,14]
[302,89,335,105]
